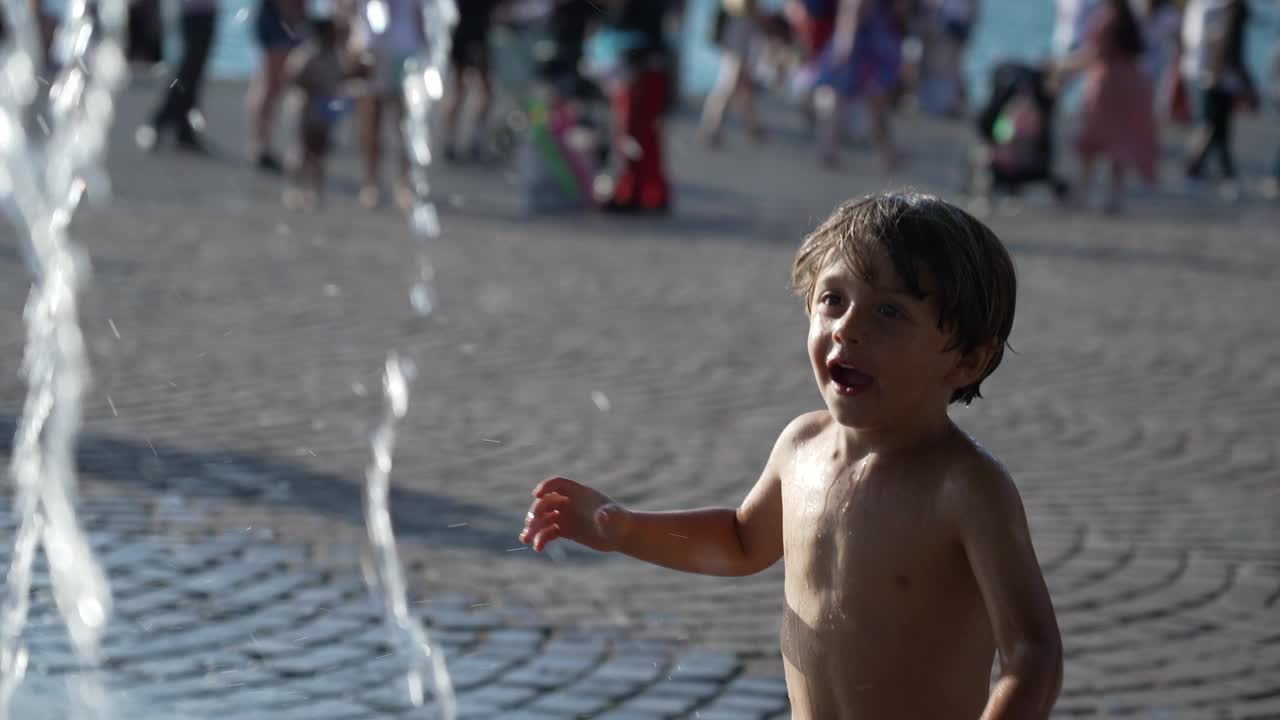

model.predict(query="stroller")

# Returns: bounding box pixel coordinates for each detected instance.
[969,61,1069,200]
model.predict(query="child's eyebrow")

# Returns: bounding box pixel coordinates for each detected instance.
[816,274,926,300]
[883,286,929,299]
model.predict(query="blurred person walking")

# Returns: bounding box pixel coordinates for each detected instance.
[248,0,306,173]
[138,0,220,153]
[1182,0,1255,197]
[442,0,501,162]
[811,0,908,170]
[701,0,768,146]
[920,0,980,117]
[347,0,425,209]
[1136,0,1182,119]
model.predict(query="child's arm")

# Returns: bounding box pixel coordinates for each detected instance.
[519,415,812,577]
[944,459,1063,719]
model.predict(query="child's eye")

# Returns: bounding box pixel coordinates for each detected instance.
[876,304,902,319]
[818,291,844,308]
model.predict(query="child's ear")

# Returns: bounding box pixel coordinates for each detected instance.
[946,341,996,389]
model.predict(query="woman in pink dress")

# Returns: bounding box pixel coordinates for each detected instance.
[1062,0,1159,212]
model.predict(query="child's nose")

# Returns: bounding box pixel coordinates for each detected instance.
[832,304,865,344]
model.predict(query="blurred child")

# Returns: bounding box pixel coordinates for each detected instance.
[1060,0,1158,213]
[283,15,354,210]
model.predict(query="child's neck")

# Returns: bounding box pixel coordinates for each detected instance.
[835,407,955,460]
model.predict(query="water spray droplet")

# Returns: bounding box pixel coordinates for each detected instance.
[410,283,433,315]
[424,68,444,100]
[77,597,106,629]
[591,391,611,412]
[411,201,439,238]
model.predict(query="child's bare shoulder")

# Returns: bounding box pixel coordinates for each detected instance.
[935,432,1025,523]
[766,411,833,476]
[782,410,833,446]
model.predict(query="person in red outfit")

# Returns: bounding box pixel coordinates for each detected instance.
[601,0,680,214]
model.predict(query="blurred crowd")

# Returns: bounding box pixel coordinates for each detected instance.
[4,0,1276,214]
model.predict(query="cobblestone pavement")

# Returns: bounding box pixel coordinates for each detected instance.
[2,493,790,719]
[1,78,1278,717]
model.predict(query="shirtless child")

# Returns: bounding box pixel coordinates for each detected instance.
[520,190,1063,719]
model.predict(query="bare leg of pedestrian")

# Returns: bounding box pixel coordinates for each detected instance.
[470,69,494,159]
[249,47,291,172]
[1103,161,1125,214]
[735,64,765,142]
[866,91,900,171]
[359,95,385,209]
[701,52,744,146]
[814,85,842,168]
[1073,152,1096,209]
[442,68,465,161]
[390,98,414,210]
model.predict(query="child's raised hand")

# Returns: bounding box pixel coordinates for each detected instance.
[519,476,629,553]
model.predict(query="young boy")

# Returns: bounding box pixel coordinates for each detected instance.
[520,191,1063,719]
[283,15,351,211]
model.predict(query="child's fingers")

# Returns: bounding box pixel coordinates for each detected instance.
[517,497,566,543]
[520,509,560,544]
[533,476,579,498]
[532,524,561,552]
[529,493,569,517]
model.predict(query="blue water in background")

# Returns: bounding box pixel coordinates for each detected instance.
[178,0,1275,103]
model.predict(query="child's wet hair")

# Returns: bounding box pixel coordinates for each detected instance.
[791,190,1016,405]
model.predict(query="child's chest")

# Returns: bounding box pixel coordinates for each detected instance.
[781,460,958,598]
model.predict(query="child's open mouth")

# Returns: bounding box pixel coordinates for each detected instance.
[827,359,875,396]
